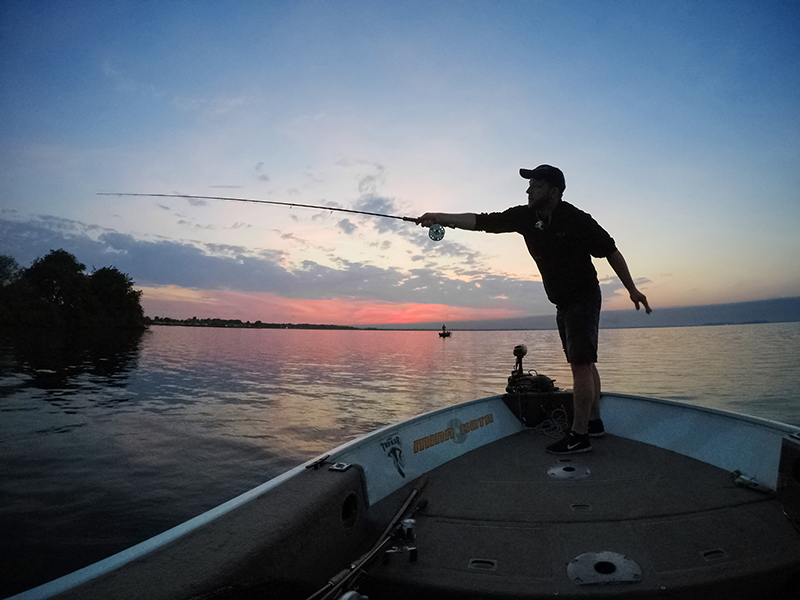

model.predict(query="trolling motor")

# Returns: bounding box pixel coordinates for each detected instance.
[506,344,556,394]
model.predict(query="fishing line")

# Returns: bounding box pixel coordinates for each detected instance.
[98,192,446,241]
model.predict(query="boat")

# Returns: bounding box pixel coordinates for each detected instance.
[439,330,451,338]
[10,345,800,600]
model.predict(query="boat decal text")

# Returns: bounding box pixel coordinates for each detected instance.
[413,413,494,453]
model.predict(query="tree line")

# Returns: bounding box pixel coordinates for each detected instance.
[152,316,358,330]
[0,250,147,330]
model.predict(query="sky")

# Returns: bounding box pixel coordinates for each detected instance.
[1,0,799,326]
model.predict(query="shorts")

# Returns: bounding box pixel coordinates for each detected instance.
[556,288,602,364]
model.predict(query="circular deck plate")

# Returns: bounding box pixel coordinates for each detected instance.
[547,462,590,480]
[567,551,642,585]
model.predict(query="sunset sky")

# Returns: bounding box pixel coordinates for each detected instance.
[2,1,799,326]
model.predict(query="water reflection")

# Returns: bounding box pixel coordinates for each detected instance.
[2,322,799,596]
[597,322,800,424]
[128,324,800,461]
[0,328,144,398]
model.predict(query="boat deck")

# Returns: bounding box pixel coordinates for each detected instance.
[363,429,800,599]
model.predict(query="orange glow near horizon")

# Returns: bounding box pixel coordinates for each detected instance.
[139,285,525,326]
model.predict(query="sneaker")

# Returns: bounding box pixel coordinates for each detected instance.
[588,418,605,438]
[546,431,592,455]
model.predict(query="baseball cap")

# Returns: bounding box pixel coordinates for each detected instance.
[519,164,566,192]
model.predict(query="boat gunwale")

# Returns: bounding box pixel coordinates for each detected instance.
[602,390,800,435]
[9,396,509,600]
[600,391,800,491]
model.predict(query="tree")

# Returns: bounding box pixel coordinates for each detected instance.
[0,255,23,326]
[90,266,146,328]
[0,250,147,330]
[22,250,93,326]
[0,255,21,287]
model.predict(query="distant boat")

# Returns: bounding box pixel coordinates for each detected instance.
[12,346,800,600]
[438,330,451,337]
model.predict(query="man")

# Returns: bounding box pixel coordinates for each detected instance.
[417,165,651,454]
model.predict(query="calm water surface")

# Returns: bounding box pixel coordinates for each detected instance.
[1,323,799,595]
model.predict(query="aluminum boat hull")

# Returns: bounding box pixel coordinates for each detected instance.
[10,391,800,600]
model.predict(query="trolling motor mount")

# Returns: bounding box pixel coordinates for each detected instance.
[506,344,556,394]
[512,344,527,376]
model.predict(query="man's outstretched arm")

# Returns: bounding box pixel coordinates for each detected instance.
[417,212,477,230]
[606,249,652,313]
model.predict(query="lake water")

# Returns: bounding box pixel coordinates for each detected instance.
[1,322,799,596]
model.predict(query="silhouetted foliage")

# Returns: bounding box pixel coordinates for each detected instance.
[0,255,21,287]
[151,316,357,330]
[0,250,147,330]
[90,267,146,329]
[0,255,23,325]
[22,250,94,325]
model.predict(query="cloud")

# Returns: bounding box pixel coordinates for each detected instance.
[343,193,480,266]
[138,286,522,325]
[172,93,254,115]
[352,194,407,234]
[358,170,385,194]
[0,214,553,312]
[102,60,160,97]
[255,162,270,182]
[204,243,251,256]
[337,218,357,234]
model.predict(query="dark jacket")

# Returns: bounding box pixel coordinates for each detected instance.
[475,201,617,306]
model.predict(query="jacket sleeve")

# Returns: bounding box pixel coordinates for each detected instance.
[581,212,617,258]
[474,205,528,234]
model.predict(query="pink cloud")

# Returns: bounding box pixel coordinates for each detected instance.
[139,285,522,326]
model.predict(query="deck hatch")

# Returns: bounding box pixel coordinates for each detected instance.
[548,461,590,480]
[567,551,642,585]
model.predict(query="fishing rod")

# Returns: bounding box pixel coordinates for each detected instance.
[97,192,447,241]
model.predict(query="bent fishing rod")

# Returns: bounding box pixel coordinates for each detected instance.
[97,192,447,240]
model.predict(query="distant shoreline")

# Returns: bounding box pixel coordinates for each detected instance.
[149,317,362,330]
[146,318,800,332]
[148,296,800,332]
